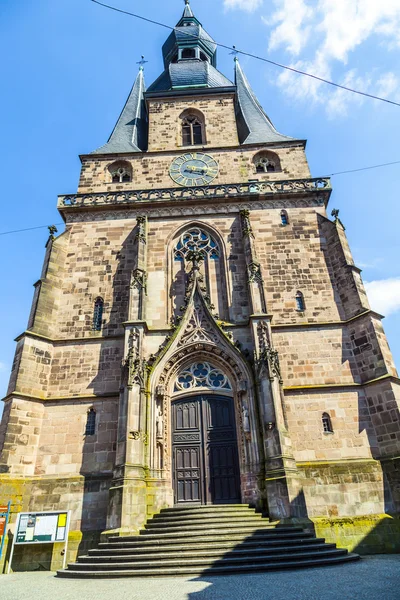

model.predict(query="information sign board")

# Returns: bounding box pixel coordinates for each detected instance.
[15,512,68,544]
[7,510,71,574]
[0,517,6,536]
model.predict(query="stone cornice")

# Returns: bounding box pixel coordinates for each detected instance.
[1,391,120,404]
[79,139,307,161]
[271,309,385,331]
[58,177,331,213]
[14,330,124,344]
[283,373,400,393]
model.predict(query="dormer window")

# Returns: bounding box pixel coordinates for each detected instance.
[181,112,204,146]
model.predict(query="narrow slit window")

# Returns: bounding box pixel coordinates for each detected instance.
[93,297,104,331]
[85,408,96,436]
[295,291,305,311]
[322,412,333,433]
[281,210,289,226]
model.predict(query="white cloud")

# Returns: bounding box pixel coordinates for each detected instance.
[230,0,400,113]
[365,278,400,317]
[265,0,313,56]
[224,0,263,11]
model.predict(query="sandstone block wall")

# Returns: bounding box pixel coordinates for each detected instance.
[77,144,310,194]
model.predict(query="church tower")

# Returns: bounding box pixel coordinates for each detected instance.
[1,1,399,568]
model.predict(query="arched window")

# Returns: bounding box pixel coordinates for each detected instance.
[181,48,196,59]
[253,151,282,174]
[280,210,289,226]
[181,113,204,146]
[85,408,96,436]
[322,412,333,433]
[295,291,305,311]
[170,225,228,321]
[92,297,104,331]
[108,160,132,183]
[174,228,219,262]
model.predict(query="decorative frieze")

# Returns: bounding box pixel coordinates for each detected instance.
[58,177,331,210]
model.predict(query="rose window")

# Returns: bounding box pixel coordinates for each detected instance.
[174,362,231,392]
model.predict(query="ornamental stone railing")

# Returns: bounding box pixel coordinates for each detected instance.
[58,177,331,209]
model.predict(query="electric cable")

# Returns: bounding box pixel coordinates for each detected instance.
[90,0,400,108]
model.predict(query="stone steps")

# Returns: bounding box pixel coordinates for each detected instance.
[57,504,360,578]
[80,542,338,562]
[98,530,314,550]
[91,535,321,555]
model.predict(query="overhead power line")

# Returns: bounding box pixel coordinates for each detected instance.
[90,0,400,108]
[328,160,400,177]
[0,224,64,237]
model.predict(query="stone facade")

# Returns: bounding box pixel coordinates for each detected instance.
[1,3,400,572]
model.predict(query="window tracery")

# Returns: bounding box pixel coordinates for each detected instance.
[174,228,219,262]
[182,114,203,146]
[253,152,281,174]
[174,362,231,393]
[108,161,132,183]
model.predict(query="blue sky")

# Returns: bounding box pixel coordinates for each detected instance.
[1,0,400,415]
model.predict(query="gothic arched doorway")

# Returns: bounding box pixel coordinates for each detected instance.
[172,394,241,505]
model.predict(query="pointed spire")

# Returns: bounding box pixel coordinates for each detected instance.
[234,59,294,145]
[182,0,194,18]
[91,67,147,155]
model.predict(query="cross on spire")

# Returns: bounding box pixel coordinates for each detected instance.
[136,55,148,70]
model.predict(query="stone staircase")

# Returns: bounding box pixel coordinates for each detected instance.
[57,505,359,578]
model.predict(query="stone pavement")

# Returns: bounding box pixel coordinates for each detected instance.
[1,556,399,600]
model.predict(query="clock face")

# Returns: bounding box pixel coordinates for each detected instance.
[169,152,219,187]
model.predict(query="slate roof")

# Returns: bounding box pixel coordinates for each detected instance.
[91,68,147,155]
[234,58,294,145]
[147,60,233,93]
[182,0,194,18]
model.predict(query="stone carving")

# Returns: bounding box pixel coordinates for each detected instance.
[129,430,148,444]
[242,406,250,433]
[178,296,221,347]
[156,404,164,439]
[130,268,147,293]
[257,321,271,352]
[135,215,146,243]
[256,321,283,384]
[59,178,331,209]
[64,197,326,225]
[247,262,263,284]
[122,328,146,388]
[239,209,254,238]
[48,225,58,241]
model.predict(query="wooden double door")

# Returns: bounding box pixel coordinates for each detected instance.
[172,395,241,505]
